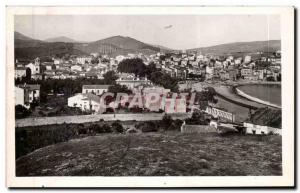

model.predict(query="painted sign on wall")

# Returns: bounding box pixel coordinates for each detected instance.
[205,106,235,122]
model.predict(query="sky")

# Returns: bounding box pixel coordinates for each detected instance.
[15,15,280,50]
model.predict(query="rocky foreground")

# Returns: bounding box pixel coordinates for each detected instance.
[16,132,282,176]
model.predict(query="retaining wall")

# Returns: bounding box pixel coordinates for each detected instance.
[16,113,191,128]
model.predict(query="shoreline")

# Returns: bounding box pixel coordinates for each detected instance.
[233,83,281,109]
[235,87,281,109]
[205,81,281,110]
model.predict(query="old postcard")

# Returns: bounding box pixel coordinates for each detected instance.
[6,6,294,187]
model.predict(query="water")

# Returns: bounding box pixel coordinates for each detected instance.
[238,84,281,106]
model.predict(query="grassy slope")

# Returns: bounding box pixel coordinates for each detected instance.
[16,132,282,176]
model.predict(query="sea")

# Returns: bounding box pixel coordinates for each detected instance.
[238,84,281,106]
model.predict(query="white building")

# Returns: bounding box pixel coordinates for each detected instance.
[67,93,105,114]
[206,66,214,75]
[243,122,281,135]
[15,67,29,79]
[15,84,40,108]
[116,77,152,90]
[76,56,93,65]
[244,55,252,63]
[71,65,83,72]
[82,85,110,96]
[115,55,126,63]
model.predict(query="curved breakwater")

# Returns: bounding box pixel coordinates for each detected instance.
[235,87,281,109]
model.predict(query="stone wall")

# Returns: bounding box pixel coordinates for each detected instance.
[181,123,217,133]
[16,113,191,128]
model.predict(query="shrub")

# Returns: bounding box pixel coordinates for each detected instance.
[137,121,158,132]
[111,122,124,133]
[15,105,31,119]
[185,112,208,125]
[168,119,183,131]
[160,115,173,131]
[102,124,113,133]
[87,124,104,134]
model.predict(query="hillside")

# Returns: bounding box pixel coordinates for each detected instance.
[75,35,161,56]
[14,32,87,60]
[189,40,281,56]
[14,31,281,60]
[44,36,77,43]
[14,31,37,41]
[14,32,162,59]
[16,132,282,176]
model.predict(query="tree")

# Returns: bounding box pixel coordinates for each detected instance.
[111,122,124,133]
[160,115,173,131]
[168,119,183,131]
[185,111,208,125]
[15,105,31,119]
[91,57,99,64]
[108,84,132,95]
[136,121,158,132]
[117,58,147,77]
[103,71,118,85]
[149,71,178,92]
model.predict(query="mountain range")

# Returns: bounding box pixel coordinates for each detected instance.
[14,31,280,60]
[44,36,77,43]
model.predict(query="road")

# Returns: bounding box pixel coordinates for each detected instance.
[15,113,192,128]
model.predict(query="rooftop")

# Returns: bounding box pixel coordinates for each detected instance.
[83,85,111,90]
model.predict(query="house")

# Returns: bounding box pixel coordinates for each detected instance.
[163,67,176,77]
[219,71,230,81]
[116,77,152,90]
[15,67,30,79]
[244,55,252,63]
[244,75,259,81]
[174,67,187,79]
[67,93,105,114]
[71,65,83,72]
[85,71,98,79]
[243,122,281,135]
[31,73,44,80]
[44,63,56,71]
[53,58,62,65]
[76,56,93,65]
[15,84,40,108]
[234,58,242,65]
[241,67,252,77]
[143,86,170,96]
[82,85,110,95]
[228,69,238,81]
[115,55,126,63]
[44,70,56,76]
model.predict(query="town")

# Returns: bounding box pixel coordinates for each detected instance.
[12,11,284,177]
[15,48,282,134]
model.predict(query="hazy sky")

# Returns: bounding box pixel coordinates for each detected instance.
[15,15,280,49]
